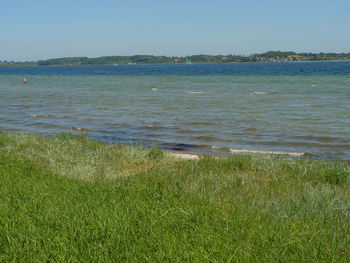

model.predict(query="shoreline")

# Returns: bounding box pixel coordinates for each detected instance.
[1,59,350,67]
[1,131,348,171]
[1,130,346,161]
[3,130,347,163]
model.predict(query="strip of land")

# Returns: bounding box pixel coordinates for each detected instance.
[0,131,349,261]
[1,51,350,66]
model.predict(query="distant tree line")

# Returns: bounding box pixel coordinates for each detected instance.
[36,54,259,65]
[37,55,176,66]
[2,51,350,66]
[252,51,350,62]
[36,52,350,65]
[0,60,37,67]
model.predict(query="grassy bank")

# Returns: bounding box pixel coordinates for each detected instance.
[0,132,350,262]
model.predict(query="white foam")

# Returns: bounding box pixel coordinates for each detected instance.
[309,84,319,87]
[188,91,203,95]
[30,114,49,118]
[229,148,304,157]
[211,145,222,149]
[151,88,158,91]
[249,91,267,95]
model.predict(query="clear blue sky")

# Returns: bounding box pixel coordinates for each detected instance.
[1,0,349,61]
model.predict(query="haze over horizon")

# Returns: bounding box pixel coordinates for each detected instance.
[1,0,349,61]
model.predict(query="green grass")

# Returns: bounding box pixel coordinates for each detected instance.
[0,132,350,262]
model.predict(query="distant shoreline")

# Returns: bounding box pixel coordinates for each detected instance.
[1,59,350,67]
[1,51,350,66]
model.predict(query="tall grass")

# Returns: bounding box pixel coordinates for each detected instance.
[0,132,349,262]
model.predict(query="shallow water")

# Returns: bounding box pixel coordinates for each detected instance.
[0,62,350,159]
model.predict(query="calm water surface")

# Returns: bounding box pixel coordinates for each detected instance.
[0,62,349,159]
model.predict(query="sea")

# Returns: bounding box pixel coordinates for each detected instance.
[0,62,349,159]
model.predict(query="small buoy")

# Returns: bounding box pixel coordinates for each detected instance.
[23,78,27,84]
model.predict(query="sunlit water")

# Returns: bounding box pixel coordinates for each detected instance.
[0,62,349,159]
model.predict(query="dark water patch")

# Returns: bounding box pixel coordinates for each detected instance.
[144,133,167,137]
[187,121,214,126]
[25,122,64,130]
[97,106,109,110]
[293,135,350,143]
[178,130,212,137]
[190,136,216,142]
[140,124,166,131]
[162,143,199,151]
[243,127,258,132]
[190,135,233,143]
[6,104,32,109]
[248,140,350,149]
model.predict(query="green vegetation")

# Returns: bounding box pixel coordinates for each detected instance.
[1,132,350,262]
[2,51,350,66]
[35,52,350,65]
[37,55,176,66]
[0,61,37,67]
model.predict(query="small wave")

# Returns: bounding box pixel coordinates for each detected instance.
[243,127,258,132]
[249,92,267,95]
[10,104,31,109]
[151,88,158,91]
[178,129,197,135]
[141,124,165,131]
[187,91,203,95]
[97,106,109,110]
[29,114,50,118]
[309,84,319,87]
[144,125,157,130]
[229,148,305,157]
